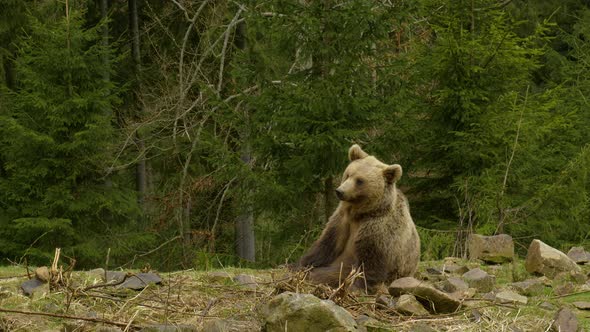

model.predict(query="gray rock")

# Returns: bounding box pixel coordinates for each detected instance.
[510,279,544,296]
[21,278,46,297]
[233,274,257,290]
[388,277,461,314]
[376,294,395,308]
[140,324,198,332]
[469,309,482,323]
[440,277,469,293]
[551,308,578,332]
[567,247,590,264]
[395,294,429,316]
[494,290,528,305]
[525,239,581,278]
[105,271,127,283]
[118,273,162,290]
[261,292,358,332]
[462,268,495,293]
[539,302,556,310]
[468,234,514,263]
[572,301,590,310]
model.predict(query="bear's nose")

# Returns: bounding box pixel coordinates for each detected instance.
[335,188,344,200]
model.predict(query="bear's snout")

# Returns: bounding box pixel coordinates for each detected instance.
[335,188,345,200]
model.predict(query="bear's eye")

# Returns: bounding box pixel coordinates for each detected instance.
[356,178,364,186]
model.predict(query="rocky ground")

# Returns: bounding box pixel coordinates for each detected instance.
[0,237,589,331]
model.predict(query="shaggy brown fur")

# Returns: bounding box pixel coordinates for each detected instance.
[298,144,420,290]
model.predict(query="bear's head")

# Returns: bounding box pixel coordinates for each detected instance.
[335,144,402,210]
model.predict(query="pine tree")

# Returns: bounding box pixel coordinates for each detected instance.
[0,7,138,264]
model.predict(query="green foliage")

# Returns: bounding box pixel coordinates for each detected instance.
[2,0,590,269]
[0,6,138,265]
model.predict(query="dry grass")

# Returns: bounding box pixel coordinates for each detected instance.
[0,261,583,331]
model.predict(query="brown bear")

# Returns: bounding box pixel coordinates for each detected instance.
[297,144,420,290]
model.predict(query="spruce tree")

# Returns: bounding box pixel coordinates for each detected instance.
[0,8,137,264]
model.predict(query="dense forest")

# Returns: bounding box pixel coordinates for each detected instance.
[0,0,589,271]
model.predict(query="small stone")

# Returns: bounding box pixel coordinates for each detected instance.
[510,279,544,296]
[233,274,257,290]
[395,294,429,316]
[20,278,46,297]
[105,271,127,283]
[376,294,395,307]
[494,290,528,305]
[35,266,50,283]
[554,282,575,296]
[388,277,461,314]
[525,239,581,278]
[207,271,231,283]
[467,234,515,263]
[551,308,578,332]
[470,309,482,323]
[572,301,590,310]
[440,277,469,293]
[462,268,495,293]
[567,246,590,264]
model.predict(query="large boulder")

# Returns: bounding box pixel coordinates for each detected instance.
[467,234,514,263]
[525,240,581,278]
[388,277,461,314]
[462,268,495,293]
[261,292,358,332]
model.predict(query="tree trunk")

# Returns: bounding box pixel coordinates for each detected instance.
[129,0,148,209]
[234,21,255,262]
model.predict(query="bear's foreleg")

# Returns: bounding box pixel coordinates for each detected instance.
[298,211,346,268]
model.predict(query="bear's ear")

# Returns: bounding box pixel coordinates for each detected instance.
[383,164,402,184]
[349,144,369,161]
